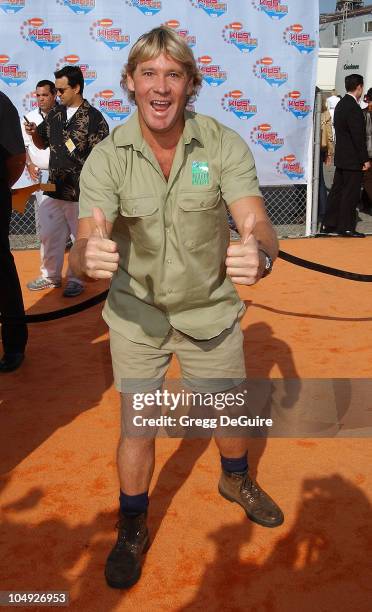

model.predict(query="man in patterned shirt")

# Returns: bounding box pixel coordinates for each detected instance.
[25,65,109,297]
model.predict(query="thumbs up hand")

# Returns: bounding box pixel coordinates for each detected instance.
[225,213,262,285]
[84,207,119,279]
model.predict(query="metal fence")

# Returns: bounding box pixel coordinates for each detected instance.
[10,184,307,250]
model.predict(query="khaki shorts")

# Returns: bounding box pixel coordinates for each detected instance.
[109,321,246,394]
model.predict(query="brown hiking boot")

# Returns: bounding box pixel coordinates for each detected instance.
[218,471,284,528]
[105,511,150,589]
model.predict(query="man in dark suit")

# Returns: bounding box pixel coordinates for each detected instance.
[321,74,370,238]
[0,91,27,372]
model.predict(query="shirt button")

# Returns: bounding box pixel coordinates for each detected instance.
[167,288,173,294]
[166,259,172,264]
[165,228,170,233]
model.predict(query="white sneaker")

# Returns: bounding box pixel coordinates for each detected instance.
[27,277,61,291]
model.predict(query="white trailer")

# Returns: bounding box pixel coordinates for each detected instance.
[335,36,372,95]
[317,47,339,92]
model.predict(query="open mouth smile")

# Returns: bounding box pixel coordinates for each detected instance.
[150,100,171,112]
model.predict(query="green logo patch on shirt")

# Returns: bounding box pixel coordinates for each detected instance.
[192,161,209,186]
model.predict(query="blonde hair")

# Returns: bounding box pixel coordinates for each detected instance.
[121,26,202,104]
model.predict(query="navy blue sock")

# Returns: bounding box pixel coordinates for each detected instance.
[221,453,248,474]
[119,491,149,517]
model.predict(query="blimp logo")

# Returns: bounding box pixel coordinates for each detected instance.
[198,55,227,86]
[251,0,288,20]
[276,154,305,180]
[64,54,79,64]
[281,91,312,119]
[0,0,26,14]
[165,19,180,28]
[222,22,259,53]
[163,20,196,47]
[253,57,288,87]
[199,55,212,64]
[90,19,130,50]
[250,123,285,151]
[125,0,162,16]
[0,55,28,87]
[22,90,38,112]
[28,17,43,27]
[56,0,95,15]
[20,17,62,50]
[221,90,257,120]
[284,24,316,55]
[92,89,131,121]
[189,0,227,18]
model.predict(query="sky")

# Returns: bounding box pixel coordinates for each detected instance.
[320,0,338,13]
[320,0,371,12]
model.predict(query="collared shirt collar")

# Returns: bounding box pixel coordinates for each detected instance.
[114,109,204,150]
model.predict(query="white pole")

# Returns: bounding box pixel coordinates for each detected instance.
[305,123,314,236]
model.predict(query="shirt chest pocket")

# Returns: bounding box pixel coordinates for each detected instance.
[178,190,224,250]
[120,196,161,252]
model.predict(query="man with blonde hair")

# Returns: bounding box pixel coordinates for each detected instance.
[70,26,283,589]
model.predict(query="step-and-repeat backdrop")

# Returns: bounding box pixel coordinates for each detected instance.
[0,0,319,185]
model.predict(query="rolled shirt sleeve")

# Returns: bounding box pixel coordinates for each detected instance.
[79,141,122,223]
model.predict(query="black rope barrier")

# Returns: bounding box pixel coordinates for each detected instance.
[1,250,371,326]
[278,250,372,282]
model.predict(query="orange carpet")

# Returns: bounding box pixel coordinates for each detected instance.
[1,238,372,611]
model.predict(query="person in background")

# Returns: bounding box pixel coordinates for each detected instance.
[318,95,334,224]
[0,91,27,372]
[25,66,109,297]
[321,74,370,237]
[361,87,372,213]
[326,89,340,140]
[22,80,58,291]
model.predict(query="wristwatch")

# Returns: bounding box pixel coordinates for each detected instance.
[258,249,273,278]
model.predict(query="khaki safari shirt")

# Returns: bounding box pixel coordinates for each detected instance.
[79,110,262,347]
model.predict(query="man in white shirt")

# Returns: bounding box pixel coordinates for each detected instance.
[326,90,340,118]
[25,66,109,297]
[326,90,340,140]
[22,80,58,291]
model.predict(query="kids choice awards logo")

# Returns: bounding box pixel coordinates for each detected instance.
[251,0,288,20]
[253,57,288,87]
[277,154,304,181]
[283,24,316,54]
[20,18,62,50]
[0,0,25,14]
[56,0,95,14]
[22,90,38,112]
[250,123,284,152]
[188,0,227,18]
[281,90,311,119]
[164,20,196,47]
[90,19,130,51]
[198,55,227,87]
[124,0,162,16]
[222,22,258,53]
[0,54,27,86]
[56,54,97,86]
[221,90,257,121]
[92,90,131,121]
